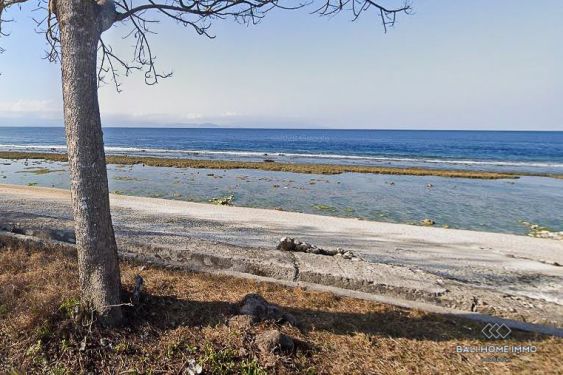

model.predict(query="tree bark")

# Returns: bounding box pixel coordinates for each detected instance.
[56,0,122,325]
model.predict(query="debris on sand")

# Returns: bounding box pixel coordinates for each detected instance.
[276,237,360,260]
[421,219,435,226]
[209,194,234,205]
[521,221,563,240]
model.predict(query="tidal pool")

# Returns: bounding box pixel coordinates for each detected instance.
[1,158,562,236]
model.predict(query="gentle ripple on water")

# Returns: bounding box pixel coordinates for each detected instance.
[1,158,562,236]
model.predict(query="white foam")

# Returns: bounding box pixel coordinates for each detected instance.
[1,144,562,169]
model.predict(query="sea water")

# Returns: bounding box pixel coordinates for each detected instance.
[0,127,562,235]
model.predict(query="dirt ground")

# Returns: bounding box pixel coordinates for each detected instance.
[1,242,562,374]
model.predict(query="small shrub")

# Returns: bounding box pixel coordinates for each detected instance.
[200,344,267,375]
[240,359,268,375]
[36,322,52,340]
[58,297,80,319]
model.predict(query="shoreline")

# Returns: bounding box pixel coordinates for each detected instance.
[2,158,562,236]
[3,150,563,180]
[1,184,562,327]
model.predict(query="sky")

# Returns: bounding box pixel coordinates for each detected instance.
[0,0,562,130]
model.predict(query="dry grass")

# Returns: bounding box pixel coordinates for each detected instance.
[1,244,562,374]
[1,151,551,180]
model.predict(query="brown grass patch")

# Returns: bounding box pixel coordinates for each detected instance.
[1,244,561,374]
[1,151,551,180]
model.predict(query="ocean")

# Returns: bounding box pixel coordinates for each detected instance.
[0,127,562,235]
[1,127,562,174]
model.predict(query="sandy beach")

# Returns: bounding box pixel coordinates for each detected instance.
[3,4,563,370]
[1,183,562,331]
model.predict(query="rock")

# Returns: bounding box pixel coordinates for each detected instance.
[421,219,435,226]
[296,242,310,252]
[342,251,354,260]
[308,246,322,255]
[321,248,338,256]
[50,229,76,244]
[240,293,269,317]
[276,238,358,259]
[277,237,296,251]
[0,223,17,233]
[239,294,299,326]
[255,329,294,354]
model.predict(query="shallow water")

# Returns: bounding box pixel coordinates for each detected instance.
[1,158,562,236]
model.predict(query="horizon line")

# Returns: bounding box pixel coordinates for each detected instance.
[0,125,562,132]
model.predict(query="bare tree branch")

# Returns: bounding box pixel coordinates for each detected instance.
[2,0,411,86]
[1,0,31,53]
[29,0,60,62]
[105,0,410,89]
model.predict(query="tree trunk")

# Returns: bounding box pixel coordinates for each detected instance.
[56,0,122,325]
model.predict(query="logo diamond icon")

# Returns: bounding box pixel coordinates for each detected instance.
[481,323,494,339]
[481,323,512,339]
[496,324,512,339]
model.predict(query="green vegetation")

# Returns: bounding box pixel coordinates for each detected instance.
[201,344,267,375]
[58,297,80,319]
[520,221,563,240]
[311,204,338,212]
[16,167,66,175]
[209,194,235,205]
[113,175,142,182]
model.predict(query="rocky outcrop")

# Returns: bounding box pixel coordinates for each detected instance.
[277,237,360,260]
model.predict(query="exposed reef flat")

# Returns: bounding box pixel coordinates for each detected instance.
[3,151,562,179]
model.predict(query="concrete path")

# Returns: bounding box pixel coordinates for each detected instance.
[1,184,562,327]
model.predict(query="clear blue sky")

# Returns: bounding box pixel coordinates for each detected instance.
[0,0,562,130]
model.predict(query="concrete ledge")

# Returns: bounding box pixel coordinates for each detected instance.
[1,230,562,338]
[114,235,448,303]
